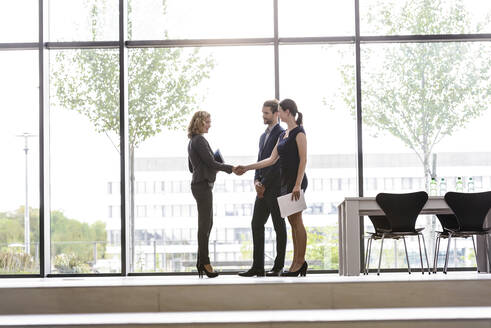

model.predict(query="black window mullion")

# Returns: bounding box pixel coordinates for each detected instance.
[274,0,279,99]
[119,0,130,276]
[354,0,365,273]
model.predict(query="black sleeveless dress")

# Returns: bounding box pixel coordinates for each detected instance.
[277,126,308,196]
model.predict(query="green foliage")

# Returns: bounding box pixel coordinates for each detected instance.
[51,0,215,150]
[337,0,491,186]
[238,232,253,261]
[0,212,24,247]
[239,241,253,261]
[0,249,37,274]
[0,207,39,254]
[365,0,473,35]
[306,226,339,270]
[53,253,91,274]
[0,208,107,271]
[50,210,108,264]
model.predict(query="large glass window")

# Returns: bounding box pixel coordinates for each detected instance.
[0,50,40,274]
[360,42,491,270]
[48,0,118,41]
[0,0,38,42]
[129,0,273,40]
[279,0,354,37]
[3,0,491,276]
[129,46,273,272]
[361,0,491,36]
[49,49,121,274]
[280,44,356,270]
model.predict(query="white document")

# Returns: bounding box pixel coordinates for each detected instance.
[277,190,307,218]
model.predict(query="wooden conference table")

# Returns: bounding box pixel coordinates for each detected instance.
[338,196,491,276]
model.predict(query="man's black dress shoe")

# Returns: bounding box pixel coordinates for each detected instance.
[238,268,265,277]
[266,268,283,276]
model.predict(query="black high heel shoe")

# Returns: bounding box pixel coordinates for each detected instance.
[196,264,219,278]
[281,262,308,277]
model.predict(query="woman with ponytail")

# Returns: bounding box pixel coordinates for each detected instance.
[237,98,308,277]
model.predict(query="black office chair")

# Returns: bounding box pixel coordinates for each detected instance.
[442,191,491,274]
[433,214,477,273]
[365,215,412,275]
[366,191,430,275]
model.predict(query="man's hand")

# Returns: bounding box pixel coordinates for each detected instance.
[232,166,242,175]
[234,165,247,176]
[255,181,265,199]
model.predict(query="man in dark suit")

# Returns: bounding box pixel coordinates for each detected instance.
[239,100,287,277]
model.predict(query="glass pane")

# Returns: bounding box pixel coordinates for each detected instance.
[360,42,491,270]
[0,50,39,274]
[50,49,121,274]
[280,44,356,270]
[361,0,491,35]
[129,0,272,40]
[129,46,273,272]
[48,0,118,41]
[279,0,354,37]
[0,0,38,42]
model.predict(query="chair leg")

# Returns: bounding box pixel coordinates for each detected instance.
[402,236,411,274]
[377,234,385,276]
[417,234,424,274]
[364,237,368,275]
[444,233,453,274]
[433,235,441,274]
[421,233,430,274]
[365,237,373,275]
[365,239,373,274]
[471,235,479,273]
[486,234,491,273]
[366,237,373,275]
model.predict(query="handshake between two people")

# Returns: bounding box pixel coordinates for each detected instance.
[231,165,265,198]
[232,165,247,176]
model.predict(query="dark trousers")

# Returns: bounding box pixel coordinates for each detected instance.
[191,181,214,266]
[251,187,287,270]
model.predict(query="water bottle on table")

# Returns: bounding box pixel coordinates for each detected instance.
[430,178,438,196]
[439,177,446,195]
[467,177,474,192]
[455,176,464,192]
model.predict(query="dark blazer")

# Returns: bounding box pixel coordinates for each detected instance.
[188,134,233,184]
[254,123,284,189]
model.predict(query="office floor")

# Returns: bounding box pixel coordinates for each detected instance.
[1,271,490,289]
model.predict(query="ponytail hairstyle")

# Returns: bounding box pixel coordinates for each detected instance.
[279,98,303,126]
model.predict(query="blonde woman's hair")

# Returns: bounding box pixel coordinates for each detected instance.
[187,111,210,139]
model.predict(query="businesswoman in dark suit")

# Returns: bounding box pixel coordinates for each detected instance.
[188,111,235,278]
[237,99,308,277]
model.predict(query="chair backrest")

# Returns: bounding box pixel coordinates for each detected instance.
[436,214,460,231]
[368,215,391,233]
[444,191,491,231]
[375,191,428,232]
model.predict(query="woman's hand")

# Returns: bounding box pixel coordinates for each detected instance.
[233,165,247,176]
[291,185,301,201]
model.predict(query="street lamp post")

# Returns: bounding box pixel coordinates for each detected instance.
[16,132,37,255]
